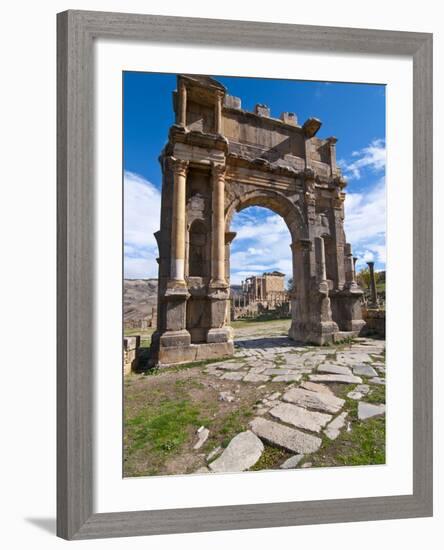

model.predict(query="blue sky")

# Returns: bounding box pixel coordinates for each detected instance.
[123,72,386,282]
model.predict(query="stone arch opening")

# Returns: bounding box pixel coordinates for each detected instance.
[228,202,292,323]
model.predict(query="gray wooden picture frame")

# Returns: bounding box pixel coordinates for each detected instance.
[57,9,433,540]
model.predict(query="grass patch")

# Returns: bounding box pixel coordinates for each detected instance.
[125,399,208,456]
[365,384,386,404]
[249,445,290,471]
[219,408,254,447]
[316,416,385,467]
[143,356,243,376]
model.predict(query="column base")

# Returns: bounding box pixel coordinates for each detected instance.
[289,320,339,345]
[207,326,233,343]
[159,329,191,348]
[158,340,234,367]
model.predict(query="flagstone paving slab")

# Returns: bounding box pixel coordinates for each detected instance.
[272,374,303,383]
[324,412,348,440]
[269,402,332,433]
[353,364,378,377]
[264,368,298,376]
[317,364,353,376]
[347,391,364,400]
[369,377,386,385]
[358,402,386,420]
[309,374,363,384]
[250,417,322,454]
[243,373,270,383]
[300,381,334,395]
[283,387,345,414]
[221,372,246,381]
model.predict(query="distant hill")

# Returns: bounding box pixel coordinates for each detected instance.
[124,279,158,322]
[124,279,252,322]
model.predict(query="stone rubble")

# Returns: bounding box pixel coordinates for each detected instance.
[193,427,210,450]
[280,454,304,469]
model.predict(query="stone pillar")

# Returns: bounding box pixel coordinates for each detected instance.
[353,256,358,279]
[169,158,188,285]
[210,163,226,287]
[314,236,327,282]
[177,81,187,127]
[215,90,223,134]
[367,261,378,306]
[332,195,346,290]
[327,136,338,176]
[289,237,338,345]
[344,243,357,287]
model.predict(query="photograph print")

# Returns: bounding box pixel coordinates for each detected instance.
[123,72,386,477]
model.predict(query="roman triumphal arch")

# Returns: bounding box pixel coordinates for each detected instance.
[150,75,365,366]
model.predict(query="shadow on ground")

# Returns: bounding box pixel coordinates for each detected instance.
[25,517,56,535]
[234,336,306,350]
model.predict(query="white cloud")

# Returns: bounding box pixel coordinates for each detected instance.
[344,177,386,271]
[124,171,161,279]
[339,139,386,180]
[230,210,292,284]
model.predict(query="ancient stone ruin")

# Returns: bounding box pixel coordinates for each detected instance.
[231,271,290,320]
[150,74,365,366]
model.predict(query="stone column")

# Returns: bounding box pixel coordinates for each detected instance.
[367,261,378,307]
[314,236,327,282]
[215,90,223,134]
[177,81,187,127]
[344,243,357,287]
[170,158,188,285]
[327,136,338,176]
[210,163,226,287]
[353,256,358,279]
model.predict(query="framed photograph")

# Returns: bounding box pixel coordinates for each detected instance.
[57,10,433,540]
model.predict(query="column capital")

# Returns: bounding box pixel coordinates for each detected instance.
[211,162,226,180]
[214,89,225,100]
[291,238,312,252]
[167,157,189,177]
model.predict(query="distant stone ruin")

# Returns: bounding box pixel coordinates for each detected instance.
[231,271,290,320]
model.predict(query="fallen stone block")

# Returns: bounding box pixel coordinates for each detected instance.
[209,431,264,472]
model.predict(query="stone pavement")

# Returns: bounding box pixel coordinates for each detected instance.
[199,335,386,473]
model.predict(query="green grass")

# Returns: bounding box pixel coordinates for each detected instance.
[141,355,243,377]
[219,408,254,448]
[364,384,386,404]
[125,399,207,456]
[328,416,385,466]
[249,445,290,471]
